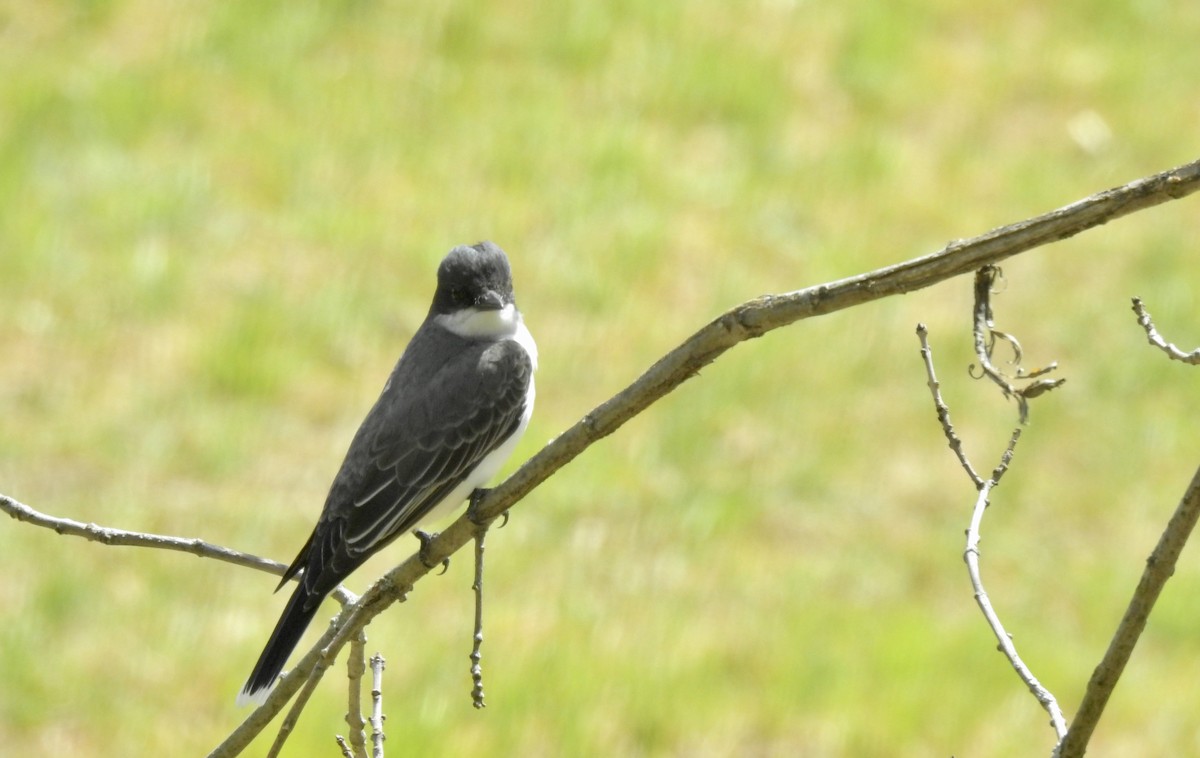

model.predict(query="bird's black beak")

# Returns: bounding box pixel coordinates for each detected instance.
[475,290,506,311]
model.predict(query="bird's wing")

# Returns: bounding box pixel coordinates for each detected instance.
[299,338,532,599]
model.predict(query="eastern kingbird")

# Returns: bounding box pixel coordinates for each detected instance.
[237,241,537,706]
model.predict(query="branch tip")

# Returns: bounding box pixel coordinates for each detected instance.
[1131,297,1200,364]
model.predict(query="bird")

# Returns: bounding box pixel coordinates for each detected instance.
[237,241,537,707]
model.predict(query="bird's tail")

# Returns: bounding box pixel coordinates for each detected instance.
[236,582,322,707]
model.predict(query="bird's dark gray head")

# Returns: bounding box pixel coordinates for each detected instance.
[430,241,516,317]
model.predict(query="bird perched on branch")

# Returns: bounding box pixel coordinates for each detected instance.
[238,241,537,706]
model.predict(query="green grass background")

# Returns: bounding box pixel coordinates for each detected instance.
[2,1,1198,755]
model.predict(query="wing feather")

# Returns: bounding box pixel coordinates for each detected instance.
[296,336,532,598]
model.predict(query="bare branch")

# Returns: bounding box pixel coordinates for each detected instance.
[265,613,353,758]
[468,160,1200,538]
[211,604,361,758]
[0,493,359,608]
[920,266,1071,743]
[963,442,1069,741]
[918,324,1067,741]
[0,492,283,575]
[916,323,984,488]
[1131,297,1200,364]
[468,514,490,709]
[987,426,1022,487]
[343,630,369,758]
[369,654,386,758]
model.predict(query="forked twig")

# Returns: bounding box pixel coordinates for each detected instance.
[916,266,1069,744]
[918,325,1068,738]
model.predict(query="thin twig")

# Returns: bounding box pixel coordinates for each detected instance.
[918,323,1067,739]
[209,592,391,758]
[0,493,283,574]
[0,493,358,607]
[1131,297,1200,364]
[335,736,354,758]
[921,265,1072,741]
[265,611,363,758]
[369,654,386,758]
[264,704,296,758]
[962,435,1068,740]
[344,630,369,758]
[469,524,488,709]
[989,426,1022,487]
[266,658,327,756]
[964,270,1070,738]
[916,323,984,488]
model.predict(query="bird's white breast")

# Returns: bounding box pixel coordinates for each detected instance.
[419,307,536,526]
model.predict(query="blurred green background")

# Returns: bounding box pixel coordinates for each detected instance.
[1,1,1198,755]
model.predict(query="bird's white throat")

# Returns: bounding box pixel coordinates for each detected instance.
[435,303,538,368]
[436,303,519,338]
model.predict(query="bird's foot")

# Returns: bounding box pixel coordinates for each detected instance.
[413,529,450,574]
[467,488,509,529]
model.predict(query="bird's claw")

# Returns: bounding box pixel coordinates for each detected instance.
[467,488,510,529]
[413,529,450,574]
